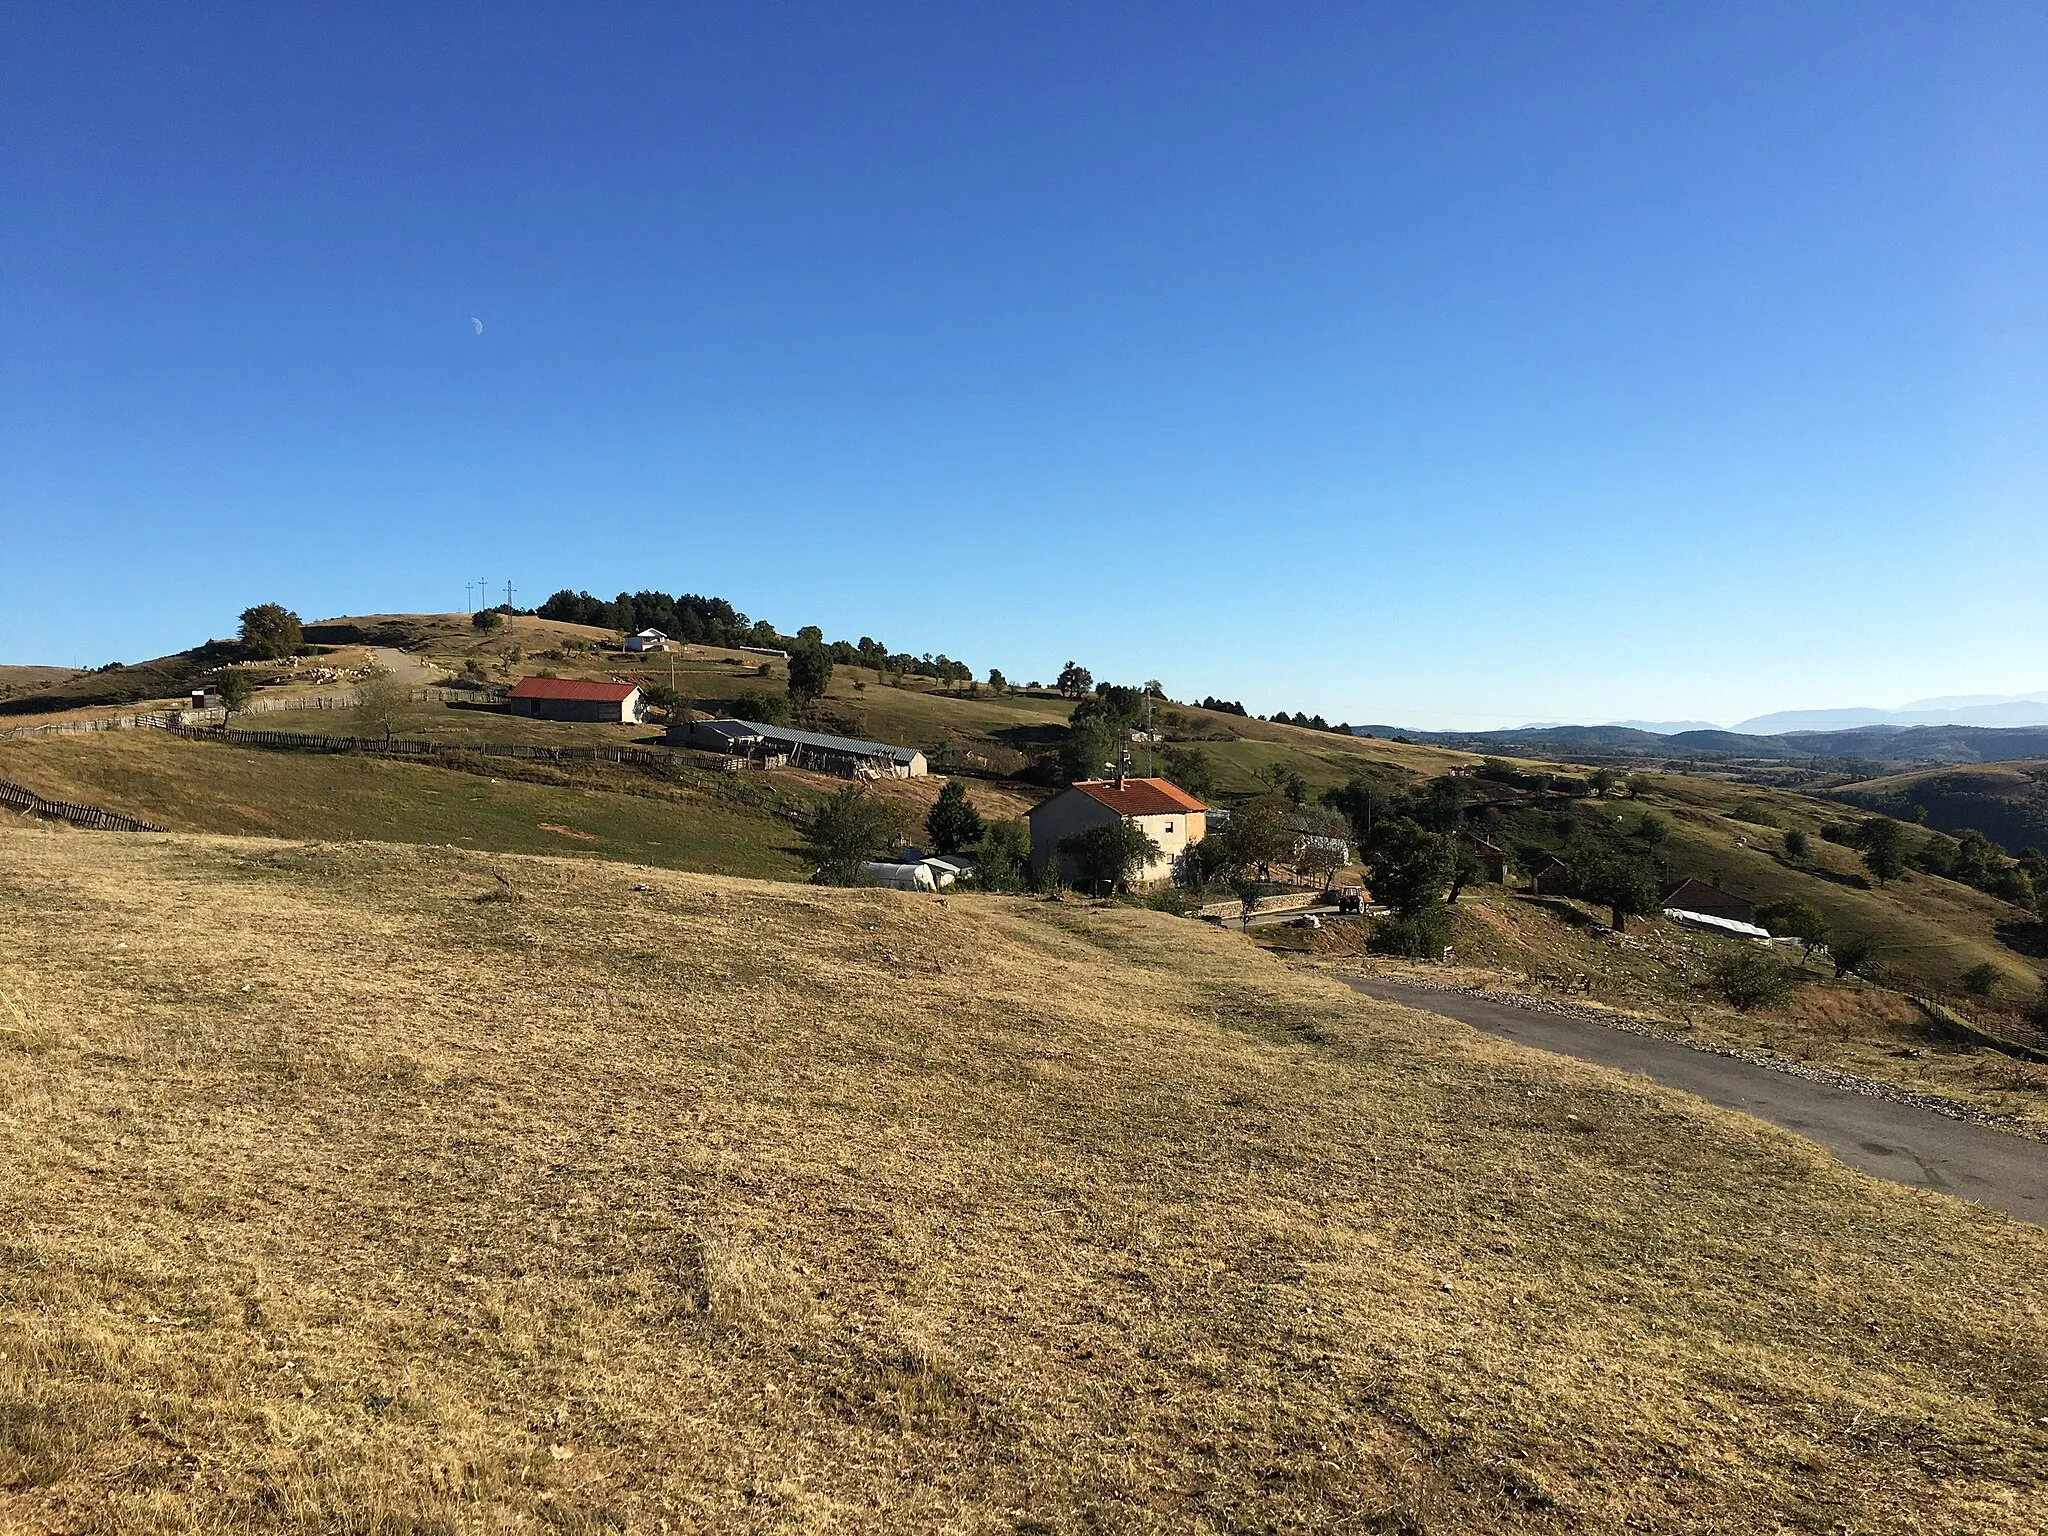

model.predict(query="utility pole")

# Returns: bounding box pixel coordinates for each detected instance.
[504,579,515,612]
[464,582,472,614]
[478,576,488,615]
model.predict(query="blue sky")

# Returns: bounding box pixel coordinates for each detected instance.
[4,3,2043,728]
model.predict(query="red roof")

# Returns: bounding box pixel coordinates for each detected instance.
[506,676,639,702]
[1066,777,1207,817]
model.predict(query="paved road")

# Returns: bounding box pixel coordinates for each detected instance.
[1344,977,2046,1226]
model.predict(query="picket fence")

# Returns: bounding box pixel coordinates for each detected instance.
[0,778,164,833]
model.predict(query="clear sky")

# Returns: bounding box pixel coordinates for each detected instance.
[4,3,2043,728]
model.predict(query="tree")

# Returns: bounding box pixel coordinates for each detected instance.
[1323,778,1396,850]
[1255,764,1309,805]
[806,786,913,885]
[1059,818,1161,894]
[1415,776,1469,833]
[1161,746,1216,801]
[973,819,1032,892]
[1292,807,1350,889]
[787,643,834,706]
[1446,841,1485,903]
[987,669,1007,692]
[352,665,407,743]
[1755,897,1831,960]
[638,680,682,721]
[1217,796,1298,884]
[1854,816,1910,886]
[2031,986,2048,1032]
[1365,818,1455,917]
[1588,767,1619,796]
[925,781,985,855]
[213,670,254,720]
[1711,947,1793,1011]
[1577,856,1661,932]
[1055,661,1094,698]
[1783,828,1809,861]
[238,604,302,660]
[1830,933,1879,980]
[1056,717,1117,784]
[472,608,504,632]
[1633,813,1671,854]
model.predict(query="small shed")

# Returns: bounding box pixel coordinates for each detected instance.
[1530,858,1572,896]
[189,687,220,711]
[625,629,672,653]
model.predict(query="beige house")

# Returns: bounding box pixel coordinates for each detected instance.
[1027,777,1208,888]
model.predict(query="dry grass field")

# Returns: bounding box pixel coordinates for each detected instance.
[2,823,2046,1533]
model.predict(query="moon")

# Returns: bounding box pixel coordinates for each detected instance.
[471,317,484,336]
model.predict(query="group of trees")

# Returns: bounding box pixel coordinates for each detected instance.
[1263,710,1352,734]
[1833,813,2043,916]
[536,589,978,687]
[538,589,782,650]
[804,781,1042,894]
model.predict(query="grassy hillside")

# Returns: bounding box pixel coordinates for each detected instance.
[0,731,810,881]
[1630,771,2044,995]
[1834,761,2048,857]
[2,824,2045,1531]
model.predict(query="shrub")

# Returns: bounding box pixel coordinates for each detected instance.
[1710,946,1793,1012]
[728,690,790,726]
[1959,963,2001,1000]
[1783,828,1808,860]
[1370,906,1453,959]
[472,609,504,632]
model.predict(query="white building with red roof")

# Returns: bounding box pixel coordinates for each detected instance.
[1026,776,1208,889]
[505,676,645,724]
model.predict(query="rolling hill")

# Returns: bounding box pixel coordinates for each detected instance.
[2,822,2044,1531]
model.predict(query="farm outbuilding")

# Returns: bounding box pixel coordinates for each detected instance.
[505,677,645,724]
[669,718,926,777]
[624,629,672,653]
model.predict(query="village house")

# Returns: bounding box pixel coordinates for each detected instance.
[505,676,645,724]
[1026,776,1208,888]
[624,628,672,653]
[1458,831,1509,885]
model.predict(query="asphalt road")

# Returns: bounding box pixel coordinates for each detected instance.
[1344,976,2046,1227]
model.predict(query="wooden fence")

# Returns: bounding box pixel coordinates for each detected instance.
[169,725,675,770]
[0,778,164,832]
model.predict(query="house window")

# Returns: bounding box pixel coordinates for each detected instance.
[1164,820,1173,833]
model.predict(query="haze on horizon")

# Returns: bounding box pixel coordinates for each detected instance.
[3,4,2044,732]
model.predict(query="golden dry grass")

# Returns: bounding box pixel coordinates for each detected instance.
[1,823,2045,1533]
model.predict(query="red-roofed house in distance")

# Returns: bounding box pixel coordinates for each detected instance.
[1026,776,1208,889]
[505,676,645,724]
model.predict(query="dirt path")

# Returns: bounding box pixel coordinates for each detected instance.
[1345,976,2047,1227]
[371,647,439,686]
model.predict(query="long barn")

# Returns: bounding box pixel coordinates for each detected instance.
[505,677,645,724]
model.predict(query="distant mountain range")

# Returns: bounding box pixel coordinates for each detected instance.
[1351,719,2048,767]
[1496,691,2048,739]
[1728,692,2048,734]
